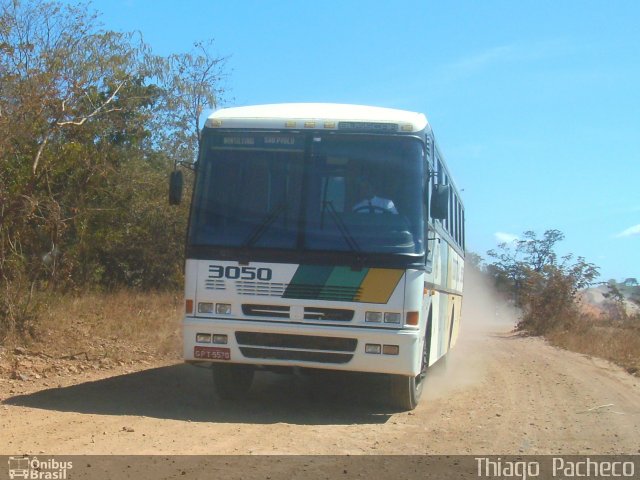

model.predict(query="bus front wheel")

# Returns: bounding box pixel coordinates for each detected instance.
[213,364,255,400]
[388,317,430,410]
[388,372,424,410]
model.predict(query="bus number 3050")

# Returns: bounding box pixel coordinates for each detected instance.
[209,265,273,281]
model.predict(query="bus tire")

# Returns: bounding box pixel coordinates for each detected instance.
[388,311,430,410]
[388,373,424,410]
[213,364,254,400]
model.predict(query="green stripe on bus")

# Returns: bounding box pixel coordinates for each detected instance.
[290,264,334,286]
[283,265,334,299]
[283,265,370,301]
[324,266,368,300]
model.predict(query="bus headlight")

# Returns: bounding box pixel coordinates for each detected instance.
[196,333,212,343]
[216,303,231,314]
[365,344,381,354]
[384,312,401,324]
[198,302,214,313]
[365,311,383,323]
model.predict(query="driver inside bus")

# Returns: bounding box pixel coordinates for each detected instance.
[352,178,398,214]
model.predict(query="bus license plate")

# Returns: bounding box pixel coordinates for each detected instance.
[194,346,231,361]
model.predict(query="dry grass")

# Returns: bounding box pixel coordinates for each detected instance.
[547,316,640,376]
[5,290,183,363]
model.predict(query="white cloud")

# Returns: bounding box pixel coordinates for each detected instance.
[494,232,519,244]
[615,224,640,238]
[441,39,575,79]
[448,46,516,73]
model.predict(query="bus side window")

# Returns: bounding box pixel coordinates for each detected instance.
[454,195,459,246]
[448,186,454,237]
[462,209,466,251]
[459,199,462,246]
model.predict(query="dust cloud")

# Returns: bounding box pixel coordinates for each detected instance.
[461,266,520,334]
[423,266,520,400]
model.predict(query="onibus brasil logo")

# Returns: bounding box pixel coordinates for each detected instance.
[8,456,72,479]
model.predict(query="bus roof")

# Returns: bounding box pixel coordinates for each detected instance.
[204,103,430,133]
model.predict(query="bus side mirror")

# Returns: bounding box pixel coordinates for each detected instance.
[169,170,184,205]
[430,184,450,220]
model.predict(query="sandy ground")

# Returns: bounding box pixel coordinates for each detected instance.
[1,314,639,456]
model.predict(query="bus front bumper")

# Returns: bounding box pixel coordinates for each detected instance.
[183,317,422,376]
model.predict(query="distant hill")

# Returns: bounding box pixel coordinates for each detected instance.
[580,280,640,316]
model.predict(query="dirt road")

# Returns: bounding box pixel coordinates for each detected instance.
[1,312,639,455]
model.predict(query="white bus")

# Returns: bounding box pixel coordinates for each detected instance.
[170,103,465,410]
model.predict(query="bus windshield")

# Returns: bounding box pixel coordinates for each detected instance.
[188,132,425,256]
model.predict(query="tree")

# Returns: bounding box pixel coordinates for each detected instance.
[0,0,228,338]
[1,0,153,286]
[602,282,628,322]
[486,229,599,334]
[150,40,229,166]
[0,1,150,175]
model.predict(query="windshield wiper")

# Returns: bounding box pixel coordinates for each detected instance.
[243,202,287,248]
[322,201,361,254]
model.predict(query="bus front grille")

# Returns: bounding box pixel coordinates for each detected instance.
[236,281,286,297]
[235,331,357,364]
[303,307,354,321]
[239,347,353,364]
[235,332,357,351]
[240,304,355,322]
[241,304,290,318]
[204,279,226,290]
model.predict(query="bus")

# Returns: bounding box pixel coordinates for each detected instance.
[170,103,465,410]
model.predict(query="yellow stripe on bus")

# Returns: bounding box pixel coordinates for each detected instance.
[357,269,404,304]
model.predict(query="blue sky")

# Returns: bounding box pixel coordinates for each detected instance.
[83,0,639,281]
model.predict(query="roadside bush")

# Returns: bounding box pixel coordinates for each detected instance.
[486,230,599,334]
